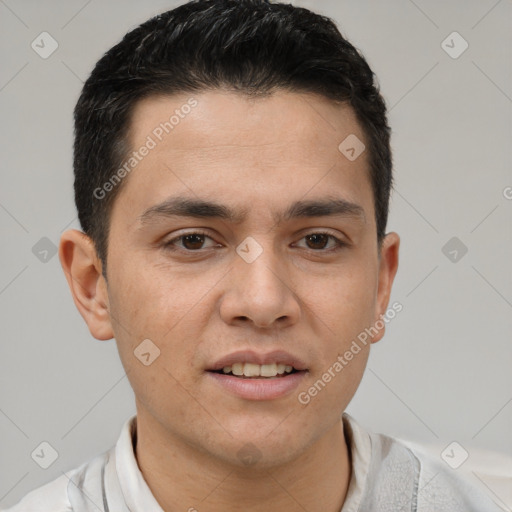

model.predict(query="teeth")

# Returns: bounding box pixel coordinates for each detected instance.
[260,363,277,377]
[221,362,295,377]
[243,363,260,377]
[232,363,244,376]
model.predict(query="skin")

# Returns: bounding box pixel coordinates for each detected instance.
[59,90,399,512]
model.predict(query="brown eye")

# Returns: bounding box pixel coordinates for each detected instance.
[305,233,330,250]
[296,232,346,251]
[181,233,206,250]
[163,231,218,252]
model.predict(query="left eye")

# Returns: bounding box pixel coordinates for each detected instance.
[164,231,345,252]
[294,233,345,251]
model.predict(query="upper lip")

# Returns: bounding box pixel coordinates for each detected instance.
[208,350,308,371]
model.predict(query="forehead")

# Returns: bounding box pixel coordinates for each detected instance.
[128,90,365,155]
[114,90,373,226]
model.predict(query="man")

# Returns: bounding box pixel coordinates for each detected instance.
[4,1,503,510]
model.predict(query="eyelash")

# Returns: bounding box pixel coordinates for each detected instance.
[162,230,348,253]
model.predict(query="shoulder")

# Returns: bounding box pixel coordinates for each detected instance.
[1,473,72,512]
[342,414,506,512]
[402,438,510,512]
[1,451,110,512]
[380,433,506,512]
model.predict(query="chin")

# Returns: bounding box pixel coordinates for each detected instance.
[213,428,310,470]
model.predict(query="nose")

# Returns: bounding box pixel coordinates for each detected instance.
[219,242,301,329]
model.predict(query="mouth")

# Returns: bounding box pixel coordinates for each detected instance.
[205,350,308,400]
[208,362,301,379]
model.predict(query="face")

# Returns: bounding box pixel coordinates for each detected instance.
[64,90,399,469]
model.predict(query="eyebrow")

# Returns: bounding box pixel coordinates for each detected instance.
[137,195,366,226]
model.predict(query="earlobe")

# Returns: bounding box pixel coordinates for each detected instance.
[371,232,400,344]
[59,229,114,341]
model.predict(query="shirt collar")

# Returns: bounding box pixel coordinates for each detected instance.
[114,414,164,511]
[111,413,373,512]
[340,412,373,511]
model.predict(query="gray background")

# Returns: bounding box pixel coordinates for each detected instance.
[1,0,511,509]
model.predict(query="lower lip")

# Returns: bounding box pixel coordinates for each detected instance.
[206,371,307,401]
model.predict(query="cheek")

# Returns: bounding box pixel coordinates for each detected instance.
[131,355,213,439]
[298,262,376,405]
[307,264,378,339]
[107,259,214,382]
[296,345,370,432]
[107,255,196,336]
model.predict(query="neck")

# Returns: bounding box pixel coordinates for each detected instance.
[134,414,352,512]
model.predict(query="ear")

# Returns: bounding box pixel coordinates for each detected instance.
[59,229,114,341]
[371,232,400,344]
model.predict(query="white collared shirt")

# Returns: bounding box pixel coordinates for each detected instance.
[2,413,504,511]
